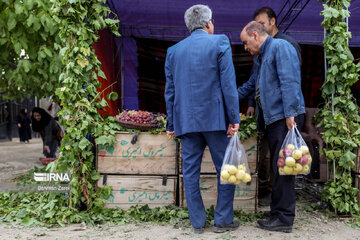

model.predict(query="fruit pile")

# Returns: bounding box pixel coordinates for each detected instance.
[277,144,311,175]
[220,164,251,185]
[117,110,166,128]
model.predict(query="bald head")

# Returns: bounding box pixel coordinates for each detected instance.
[243,21,268,37]
[241,21,268,55]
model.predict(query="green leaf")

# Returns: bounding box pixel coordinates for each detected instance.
[23,60,31,72]
[79,137,90,150]
[105,19,120,25]
[7,17,17,31]
[95,135,114,145]
[97,70,106,79]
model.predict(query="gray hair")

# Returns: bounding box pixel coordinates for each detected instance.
[184,4,212,32]
[245,22,267,37]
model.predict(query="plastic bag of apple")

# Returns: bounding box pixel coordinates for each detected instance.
[220,133,252,185]
[278,127,311,175]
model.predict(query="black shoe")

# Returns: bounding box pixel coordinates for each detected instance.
[213,220,240,233]
[193,227,204,234]
[262,211,271,218]
[257,217,292,233]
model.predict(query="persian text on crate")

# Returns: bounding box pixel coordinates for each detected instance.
[98,175,177,209]
[97,132,177,158]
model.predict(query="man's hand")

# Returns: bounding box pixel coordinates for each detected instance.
[227,123,239,137]
[17,123,21,128]
[286,117,296,130]
[167,131,175,137]
[44,145,50,153]
[246,107,255,116]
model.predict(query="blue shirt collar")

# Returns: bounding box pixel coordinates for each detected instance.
[191,29,208,35]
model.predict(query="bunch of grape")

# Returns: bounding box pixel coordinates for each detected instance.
[120,110,158,125]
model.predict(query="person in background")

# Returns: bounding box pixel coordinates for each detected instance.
[245,6,302,206]
[16,108,32,143]
[238,21,305,233]
[31,107,60,159]
[164,4,240,234]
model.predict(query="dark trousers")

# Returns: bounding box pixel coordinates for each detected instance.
[181,131,235,228]
[266,114,304,225]
[258,135,272,197]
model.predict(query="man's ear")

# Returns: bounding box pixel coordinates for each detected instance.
[253,31,259,41]
[270,17,276,27]
[206,21,211,29]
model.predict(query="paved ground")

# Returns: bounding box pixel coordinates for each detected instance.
[0,138,43,182]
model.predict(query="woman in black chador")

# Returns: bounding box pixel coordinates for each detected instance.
[16,108,32,143]
[31,107,60,158]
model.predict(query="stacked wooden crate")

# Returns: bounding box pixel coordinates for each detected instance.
[97,132,178,209]
[179,136,258,212]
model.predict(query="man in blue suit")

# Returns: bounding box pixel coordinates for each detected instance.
[164,4,240,234]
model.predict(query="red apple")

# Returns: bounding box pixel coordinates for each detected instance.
[299,155,308,166]
[277,158,285,167]
[283,148,293,157]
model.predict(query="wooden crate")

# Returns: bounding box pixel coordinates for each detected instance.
[179,136,257,174]
[97,132,178,175]
[98,175,177,209]
[179,174,258,212]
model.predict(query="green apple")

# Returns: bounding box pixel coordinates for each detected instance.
[301,165,310,173]
[299,145,309,154]
[228,175,237,183]
[306,154,312,164]
[221,170,230,180]
[228,165,238,175]
[286,144,295,150]
[236,170,245,181]
[279,149,284,158]
[285,157,296,167]
[292,150,302,160]
[294,163,303,173]
[279,167,285,175]
[243,173,251,183]
[284,166,293,175]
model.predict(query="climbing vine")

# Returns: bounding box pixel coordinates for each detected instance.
[318,0,360,214]
[0,0,61,100]
[50,0,121,211]
[0,0,126,225]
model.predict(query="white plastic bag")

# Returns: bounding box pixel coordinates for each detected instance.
[278,127,311,175]
[220,133,251,185]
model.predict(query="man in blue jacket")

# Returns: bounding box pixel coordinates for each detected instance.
[249,6,302,207]
[164,4,240,234]
[238,21,305,233]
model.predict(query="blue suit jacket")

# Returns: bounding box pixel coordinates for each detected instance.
[164,30,240,137]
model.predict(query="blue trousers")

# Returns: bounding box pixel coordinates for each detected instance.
[181,131,235,228]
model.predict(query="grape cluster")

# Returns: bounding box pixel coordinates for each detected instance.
[120,110,158,124]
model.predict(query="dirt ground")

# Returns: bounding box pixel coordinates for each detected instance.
[0,138,43,183]
[0,138,360,240]
[0,209,359,240]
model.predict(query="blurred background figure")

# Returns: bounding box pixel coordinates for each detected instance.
[15,108,32,143]
[31,107,60,159]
